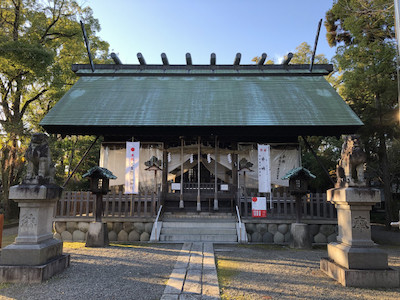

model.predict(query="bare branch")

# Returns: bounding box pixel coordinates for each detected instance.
[20,89,48,117]
[40,0,67,44]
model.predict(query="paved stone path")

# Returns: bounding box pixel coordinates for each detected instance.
[161,242,220,300]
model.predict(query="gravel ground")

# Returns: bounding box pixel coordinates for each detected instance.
[214,244,400,300]
[0,243,182,300]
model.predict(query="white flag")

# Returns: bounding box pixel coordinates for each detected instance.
[258,144,271,193]
[125,142,140,194]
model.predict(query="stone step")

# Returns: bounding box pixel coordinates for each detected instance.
[159,234,238,242]
[162,221,236,229]
[161,227,237,235]
[163,212,234,219]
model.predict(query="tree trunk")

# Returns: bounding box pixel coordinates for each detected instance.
[379,133,394,229]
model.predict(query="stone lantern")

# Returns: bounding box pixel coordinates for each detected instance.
[82,166,116,247]
[144,156,162,194]
[282,167,315,249]
[282,167,315,222]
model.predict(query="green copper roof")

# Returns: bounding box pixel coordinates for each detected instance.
[41,68,362,132]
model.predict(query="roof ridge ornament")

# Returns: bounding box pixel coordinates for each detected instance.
[210,53,216,66]
[161,53,169,65]
[257,53,267,65]
[186,53,192,65]
[137,52,146,65]
[111,52,122,65]
[282,52,293,65]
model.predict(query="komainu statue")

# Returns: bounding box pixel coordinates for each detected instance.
[24,133,55,185]
[336,135,367,187]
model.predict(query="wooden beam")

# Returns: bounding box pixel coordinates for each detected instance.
[179,137,184,208]
[310,19,322,72]
[214,135,219,210]
[197,136,201,211]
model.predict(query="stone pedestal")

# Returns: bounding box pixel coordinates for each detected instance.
[0,184,70,283]
[86,222,109,247]
[320,187,399,287]
[290,223,311,249]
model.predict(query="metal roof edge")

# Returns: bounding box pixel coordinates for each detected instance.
[71,63,333,76]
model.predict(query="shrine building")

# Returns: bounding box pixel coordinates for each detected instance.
[41,53,363,243]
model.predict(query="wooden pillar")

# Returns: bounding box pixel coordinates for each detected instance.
[197,136,201,211]
[231,142,238,206]
[161,147,168,206]
[179,137,184,209]
[95,193,103,222]
[214,135,219,211]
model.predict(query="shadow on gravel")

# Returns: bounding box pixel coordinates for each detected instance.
[214,243,400,300]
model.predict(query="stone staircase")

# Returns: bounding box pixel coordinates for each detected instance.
[158,212,238,243]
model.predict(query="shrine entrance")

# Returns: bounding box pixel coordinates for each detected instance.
[165,137,236,213]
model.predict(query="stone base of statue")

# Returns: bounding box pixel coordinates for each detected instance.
[320,187,399,287]
[0,184,70,283]
[290,223,312,249]
[86,222,109,247]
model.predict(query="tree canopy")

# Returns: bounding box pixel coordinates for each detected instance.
[0,0,110,218]
[325,0,399,226]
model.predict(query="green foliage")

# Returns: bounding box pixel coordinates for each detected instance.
[300,136,342,192]
[290,42,329,64]
[325,0,399,224]
[49,135,102,191]
[252,42,329,65]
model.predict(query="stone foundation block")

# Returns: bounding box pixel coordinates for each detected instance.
[320,257,399,288]
[327,242,388,270]
[290,223,311,249]
[0,239,63,266]
[0,254,70,283]
[86,222,109,247]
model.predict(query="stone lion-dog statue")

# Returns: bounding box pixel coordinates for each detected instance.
[24,133,55,184]
[336,135,367,187]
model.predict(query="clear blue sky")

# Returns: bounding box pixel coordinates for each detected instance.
[84,0,336,65]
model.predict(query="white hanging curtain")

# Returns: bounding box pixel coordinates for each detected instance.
[270,148,300,187]
[200,157,232,184]
[139,146,163,193]
[100,144,126,187]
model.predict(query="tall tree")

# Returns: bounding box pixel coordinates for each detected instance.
[0,0,109,218]
[325,0,398,227]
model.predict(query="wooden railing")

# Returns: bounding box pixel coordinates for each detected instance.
[238,192,336,220]
[55,191,160,219]
[183,183,216,193]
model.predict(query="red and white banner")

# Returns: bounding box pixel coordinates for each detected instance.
[258,144,271,193]
[252,197,267,218]
[125,142,140,194]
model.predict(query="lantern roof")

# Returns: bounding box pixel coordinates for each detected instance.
[281,166,316,180]
[82,166,117,180]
